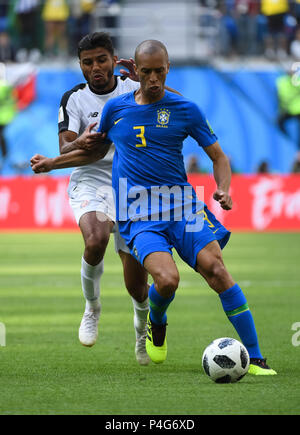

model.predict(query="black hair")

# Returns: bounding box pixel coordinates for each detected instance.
[78,32,114,58]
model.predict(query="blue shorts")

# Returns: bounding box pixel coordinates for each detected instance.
[126,206,231,269]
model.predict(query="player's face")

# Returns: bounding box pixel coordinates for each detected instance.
[135,50,170,101]
[80,47,117,92]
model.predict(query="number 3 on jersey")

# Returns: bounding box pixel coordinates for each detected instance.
[134,126,147,147]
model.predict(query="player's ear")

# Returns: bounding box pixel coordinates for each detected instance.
[113,55,118,67]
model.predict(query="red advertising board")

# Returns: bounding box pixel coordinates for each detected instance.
[0,175,300,231]
[0,176,76,230]
[188,174,300,231]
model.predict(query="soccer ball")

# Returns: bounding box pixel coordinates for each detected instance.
[202,337,249,383]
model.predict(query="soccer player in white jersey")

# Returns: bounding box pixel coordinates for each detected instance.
[32,33,152,364]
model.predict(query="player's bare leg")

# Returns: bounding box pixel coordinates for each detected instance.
[118,250,150,365]
[143,252,180,363]
[80,211,113,266]
[196,240,276,375]
[144,252,180,299]
[78,211,113,347]
[195,240,234,294]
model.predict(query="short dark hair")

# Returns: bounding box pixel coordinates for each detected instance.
[78,32,114,58]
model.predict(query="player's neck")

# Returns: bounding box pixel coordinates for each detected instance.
[88,76,117,95]
[134,89,165,105]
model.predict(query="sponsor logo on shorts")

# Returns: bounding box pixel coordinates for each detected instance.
[80,200,90,209]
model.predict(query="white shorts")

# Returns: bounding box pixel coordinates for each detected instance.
[68,181,130,254]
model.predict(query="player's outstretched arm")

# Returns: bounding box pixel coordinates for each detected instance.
[60,123,106,154]
[31,149,106,173]
[31,137,111,173]
[204,141,233,210]
[31,154,56,173]
[164,85,182,96]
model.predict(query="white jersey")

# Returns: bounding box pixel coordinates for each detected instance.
[58,76,140,190]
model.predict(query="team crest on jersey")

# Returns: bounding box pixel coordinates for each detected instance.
[157,108,171,127]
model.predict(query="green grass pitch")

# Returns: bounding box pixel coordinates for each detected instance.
[0,232,299,415]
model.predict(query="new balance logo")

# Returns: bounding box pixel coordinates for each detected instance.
[88,112,99,118]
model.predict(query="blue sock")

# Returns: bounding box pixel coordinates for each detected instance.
[219,283,263,359]
[148,284,175,325]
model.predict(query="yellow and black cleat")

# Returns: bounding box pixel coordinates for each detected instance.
[248,358,277,375]
[146,313,167,364]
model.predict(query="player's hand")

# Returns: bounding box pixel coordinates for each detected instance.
[213,189,233,210]
[117,58,139,82]
[77,123,108,151]
[30,154,53,173]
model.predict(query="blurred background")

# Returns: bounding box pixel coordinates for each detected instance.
[0,0,300,231]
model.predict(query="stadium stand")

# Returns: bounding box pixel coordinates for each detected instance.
[1,66,297,176]
[0,0,299,176]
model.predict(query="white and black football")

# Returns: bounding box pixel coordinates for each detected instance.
[202,337,250,383]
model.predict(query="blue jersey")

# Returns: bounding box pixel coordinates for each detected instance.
[99,90,230,265]
[100,90,216,184]
[99,90,217,222]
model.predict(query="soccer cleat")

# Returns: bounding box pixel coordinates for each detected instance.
[248,358,277,375]
[79,304,101,347]
[134,315,151,366]
[146,312,167,364]
[135,334,151,366]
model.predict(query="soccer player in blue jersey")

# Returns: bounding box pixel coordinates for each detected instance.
[97,40,277,375]
[31,40,276,375]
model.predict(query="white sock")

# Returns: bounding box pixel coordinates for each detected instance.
[81,257,104,311]
[132,296,149,335]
